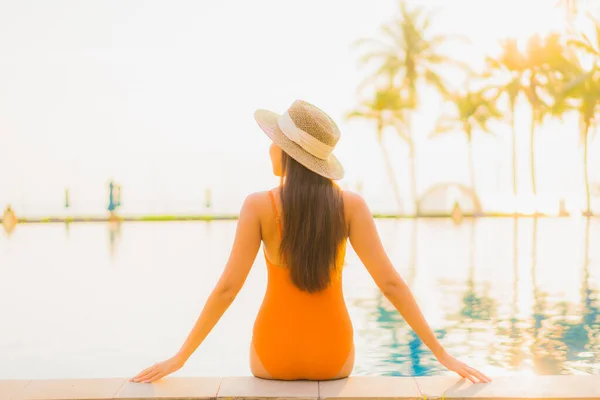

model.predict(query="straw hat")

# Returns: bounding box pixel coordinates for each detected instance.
[254,100,344,180]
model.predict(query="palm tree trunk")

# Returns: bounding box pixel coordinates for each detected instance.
[379,139,404,214]
[511,105,518,202]
[468,137,477,195]
[408,142,419,216]
[530,112,537,198]
[583,123,592,216]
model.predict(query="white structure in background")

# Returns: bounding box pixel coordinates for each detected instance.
[418,183,482,217]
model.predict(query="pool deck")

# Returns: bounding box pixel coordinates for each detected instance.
[2,376,600,400]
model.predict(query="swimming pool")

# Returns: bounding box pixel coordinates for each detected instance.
[1,218,598,379]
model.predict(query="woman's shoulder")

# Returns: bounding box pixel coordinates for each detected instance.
[245,190,272,200]
[341,189,361,201]
[341,190,367,209]
[243,190,273,207]
[242,189,280,215]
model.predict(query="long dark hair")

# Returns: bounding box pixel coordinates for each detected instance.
[279,151,347,293]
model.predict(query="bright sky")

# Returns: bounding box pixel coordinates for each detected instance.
[0,0,599,216]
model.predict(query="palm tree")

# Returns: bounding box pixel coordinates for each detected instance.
[354,1,466,215]
[524,32,572,200]
[570,69,599,217]
[485,39,528,204]
[347,88,409,213]
[355,1,463,106]
[523,36,546,201]
[553,68,599,217]
[553,20,600,216]
[431,88,502,199]
[485,33,572,210]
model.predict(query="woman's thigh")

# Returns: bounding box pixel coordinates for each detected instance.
[250,342,272,379]
[250,342,354,381]
[332,346,355,380]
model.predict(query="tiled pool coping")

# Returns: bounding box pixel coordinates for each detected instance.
[2,376,600,400]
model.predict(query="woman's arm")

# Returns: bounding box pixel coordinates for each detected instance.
[346,192,490,383]
[131,194,262,383]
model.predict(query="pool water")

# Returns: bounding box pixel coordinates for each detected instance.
[1,218,599,379]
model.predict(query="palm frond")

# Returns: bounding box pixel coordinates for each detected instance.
[391,115,412,144]
[346,109,375,121]
[485,56,503,71]
[429,33,471,46]
[561,69,595,97]
[380,22,405,50]
[430,115,460,138]
[353,0,468,112]
[374,59,403,79]
[355,74,383,95]
[424,70,449,98]
[426,53,466,67]
[357,50,395,66]
[569,36,599,57]
[352,37,390,50]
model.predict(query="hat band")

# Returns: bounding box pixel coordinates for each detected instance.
[277,111,334,160]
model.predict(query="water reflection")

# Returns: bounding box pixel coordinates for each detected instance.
[353,219,443,376]
[497,218,525,370]
[108,220,122,261]
[460,219,496,321]
[528,216,564,374]
[552,218,600,373]
[526,218,600,374]
[351,218,600,376]
[1,218,599,378]
[365,292,443,376]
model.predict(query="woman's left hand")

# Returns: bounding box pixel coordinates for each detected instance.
[436,351,491,383]
[130,356,185,383]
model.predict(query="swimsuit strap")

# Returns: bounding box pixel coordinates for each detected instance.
[268,190,282,240]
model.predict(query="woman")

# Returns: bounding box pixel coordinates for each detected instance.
[131,100,491,383]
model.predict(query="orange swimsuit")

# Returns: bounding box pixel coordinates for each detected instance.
[251,190,354,380]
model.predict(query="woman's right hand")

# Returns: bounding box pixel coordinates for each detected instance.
[130,355,185,383]
[435,351,491,383]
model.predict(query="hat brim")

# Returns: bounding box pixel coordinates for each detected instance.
[254,109,344,180]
